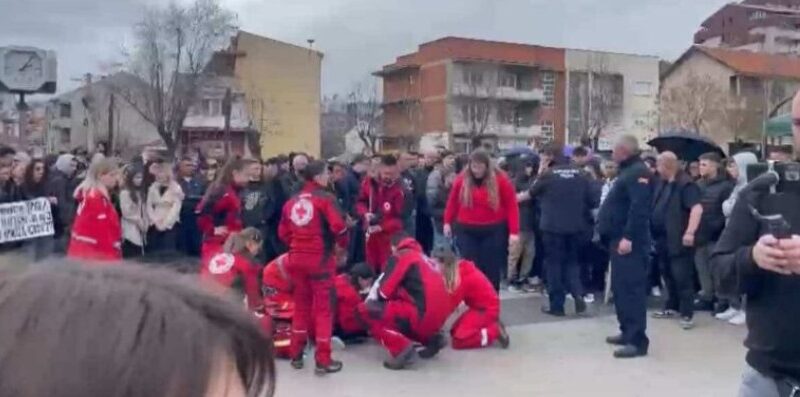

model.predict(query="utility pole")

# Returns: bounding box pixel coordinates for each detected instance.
[222,88,232,156]
[16,93,29,145]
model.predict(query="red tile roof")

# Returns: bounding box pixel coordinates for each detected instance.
[695,46,800,80]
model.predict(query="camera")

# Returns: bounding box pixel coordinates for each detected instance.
[746,162,800,195]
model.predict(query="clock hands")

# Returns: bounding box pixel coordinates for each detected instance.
[19,55,36,72]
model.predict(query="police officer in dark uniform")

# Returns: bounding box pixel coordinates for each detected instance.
[711,91,800,397]
[597,135,653,359]
[522,144,598,316]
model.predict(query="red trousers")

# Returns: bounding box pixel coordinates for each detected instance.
[359,300,442,358]
[287,253,335,366]
[365,234,391,273]
[259,317,293,359]
[450,309,501,350]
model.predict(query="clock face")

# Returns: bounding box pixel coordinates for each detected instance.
[3,50,44,91]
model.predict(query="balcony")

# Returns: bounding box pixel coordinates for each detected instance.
[452,121,541,137]
[451,83,543,102]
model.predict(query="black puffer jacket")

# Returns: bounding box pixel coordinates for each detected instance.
[696,174,734,246]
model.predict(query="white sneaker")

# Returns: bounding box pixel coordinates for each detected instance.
[715,308,739,321]
[584,293,595,303]
[331,336,346,351]
[529,277,543,286]
[728,311,746,326]
[651,287,662,297]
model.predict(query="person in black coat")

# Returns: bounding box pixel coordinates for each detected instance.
[597,135,653,359]
[176,157,206,257]
[520,144,598,316]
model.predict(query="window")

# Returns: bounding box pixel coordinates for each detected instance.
[500,72,517,88]
[202,99,222,116]
[633,81,652,97]
[541,120,554,142]
[463,69,483,86]
[750,11,767,20]
[542,71,556,107]
[59,128,71,145]
[59,103,72,118]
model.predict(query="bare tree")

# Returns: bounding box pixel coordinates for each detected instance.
[571,54,623,149]
[347,81,382,155]
[660,71,727,136]
[460,64,497,149]
[113,0,237,152]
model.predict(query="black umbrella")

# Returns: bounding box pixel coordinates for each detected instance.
[648,130,725,162]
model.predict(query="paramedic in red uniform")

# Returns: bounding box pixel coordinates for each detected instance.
[333,262,375,341]
[356,155,405,272]
[196,159,252,261]
[261,253,293,359]
[434,244,510,350]
[68,158,123,262]
[360,235,451,370]
[199,227,263,312]
[279,160,349,375]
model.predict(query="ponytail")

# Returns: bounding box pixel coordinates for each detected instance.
[437,251,460,294]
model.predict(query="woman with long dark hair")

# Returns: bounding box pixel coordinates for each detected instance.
[196,158,252,261]
[443,150,519,291]
[119,166,148,258]
[22,159,57,261]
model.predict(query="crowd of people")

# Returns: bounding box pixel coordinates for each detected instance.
[0,91,799,394]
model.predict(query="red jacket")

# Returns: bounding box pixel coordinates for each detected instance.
[278,182,349,258]
[443,170,520,235]
[196,184,243,246]
[262,254,294,319]
[447,260,500,316]
[379,238,450,324]
[67,188,122,262]
[334,274,364,334]
[200,251,262,311]
[356,177,405,238]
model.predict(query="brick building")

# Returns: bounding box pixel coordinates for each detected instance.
[375,37,566,152]
[694,0,800,54]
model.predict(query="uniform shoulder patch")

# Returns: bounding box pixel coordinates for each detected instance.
[637,177,650,184]
[209,253,235,274]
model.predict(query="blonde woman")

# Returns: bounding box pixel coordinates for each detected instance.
[67,158,122,261]
[146,164,184,254]
[443,150,520,291]
[434,244,509,350]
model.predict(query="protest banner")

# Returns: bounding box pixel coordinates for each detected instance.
[0,198,55,244]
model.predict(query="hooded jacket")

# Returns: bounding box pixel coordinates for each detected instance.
[722,152,759,220]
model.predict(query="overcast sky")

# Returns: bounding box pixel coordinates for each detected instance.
[0,0,730,96]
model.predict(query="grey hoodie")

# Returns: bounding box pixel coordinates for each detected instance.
[722,152,759,219]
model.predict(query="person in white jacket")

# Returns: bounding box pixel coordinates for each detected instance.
[146,164,185,254]
[716,151,758,326]
[120,166,148,258]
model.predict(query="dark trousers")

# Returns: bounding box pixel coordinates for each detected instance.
[579,241,609,292]
[610,243,650,351]
[177,211,201,257]
[656,240,696,319]
[542,232,584,311]
[347,222,366,268]
[416,212,434,255]
[455,223,508,291]
[147,227,178,254]
[122,240,144,259]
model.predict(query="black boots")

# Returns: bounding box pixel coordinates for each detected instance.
[315,360,344,375]
[418,333,446,359]
[383,345,419,370]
